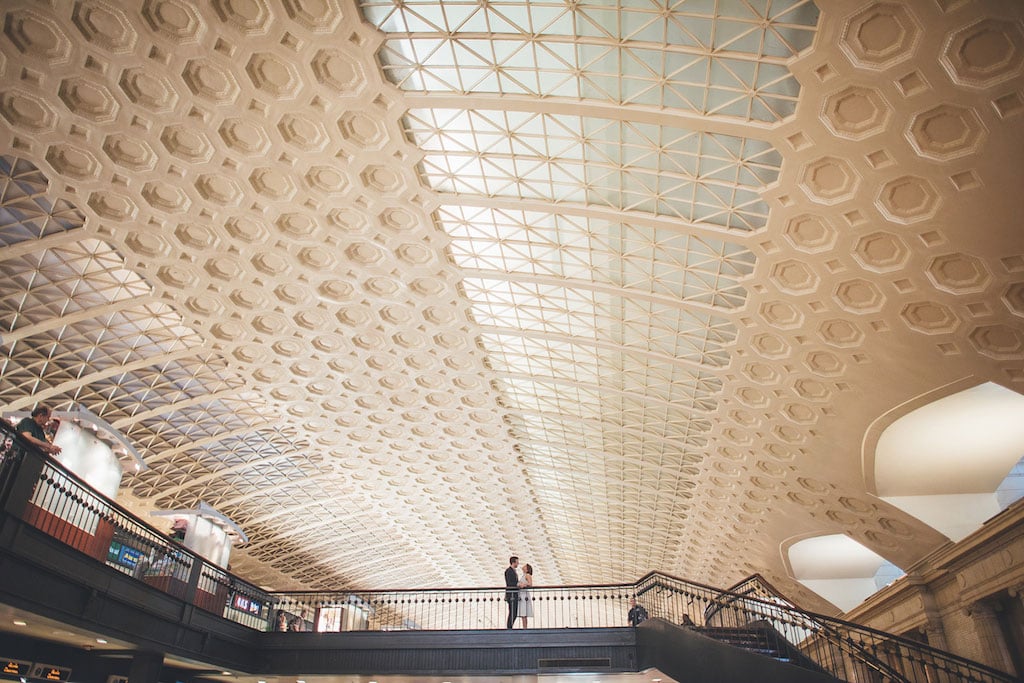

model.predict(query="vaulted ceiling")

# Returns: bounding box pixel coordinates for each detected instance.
[1,0,1022,612]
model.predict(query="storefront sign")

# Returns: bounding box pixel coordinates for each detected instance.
[1,659,31,676]
[29,663,72,681]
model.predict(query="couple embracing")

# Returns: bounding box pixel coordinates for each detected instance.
[504,555,535,628]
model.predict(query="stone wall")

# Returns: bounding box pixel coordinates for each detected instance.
[844,500,1024,676]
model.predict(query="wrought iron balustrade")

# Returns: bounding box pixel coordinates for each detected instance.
[636,572,1016,683]
[0,421,271,626]
[0,420,1017,683]
[270,584,637,632]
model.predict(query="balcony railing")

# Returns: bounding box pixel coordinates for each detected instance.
[271,584,637,632]
[634,572,1017,683]
[0,421,273,629]
[0,420,1016,683]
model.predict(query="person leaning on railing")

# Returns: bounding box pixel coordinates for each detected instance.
[16,406,62,456]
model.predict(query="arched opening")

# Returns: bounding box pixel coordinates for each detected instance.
[873,382,1024,541]
[787,534,904,612]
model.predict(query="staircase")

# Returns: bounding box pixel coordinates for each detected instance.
[696,620,825,673]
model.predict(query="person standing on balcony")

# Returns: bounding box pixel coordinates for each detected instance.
[505,556,520,628]
[16,406,61,456]
[518,563,534,628]
[274,610,288,632]
[169,518,188,542]
[628,597,648,627]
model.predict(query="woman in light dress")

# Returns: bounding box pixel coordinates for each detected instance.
[518,563,534,628]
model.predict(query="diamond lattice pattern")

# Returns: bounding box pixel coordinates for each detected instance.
[364,0,819,121]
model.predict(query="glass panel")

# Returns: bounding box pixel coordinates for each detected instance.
[362,0,820,122]
[410,109,781,230]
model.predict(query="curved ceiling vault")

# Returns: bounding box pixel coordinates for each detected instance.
[1,0,1023,613]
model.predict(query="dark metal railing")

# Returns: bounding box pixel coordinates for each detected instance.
[0,421,1016,682]
[0,421,273,627]
[270,584,636,632]
[637,572,1016,683]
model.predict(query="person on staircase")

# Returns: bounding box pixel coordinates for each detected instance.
[628,597,648,627]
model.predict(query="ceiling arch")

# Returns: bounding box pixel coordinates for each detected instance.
[0,0,1022,610]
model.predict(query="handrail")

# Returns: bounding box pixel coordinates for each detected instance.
[706,574,911,681]
[0,421,1017,682]
[0,420,274,629]
[639,572,1015,683]
[269,583,639,631]
[722,573,798,607]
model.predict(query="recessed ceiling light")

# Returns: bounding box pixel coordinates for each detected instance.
[221,673,231,676]
[96,639,107,644]
[13,620,27,626]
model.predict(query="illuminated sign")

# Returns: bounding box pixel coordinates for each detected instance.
[107,540,147,569]
[231,593,263,616]
[29,663,72,681]
[1,659,31,676]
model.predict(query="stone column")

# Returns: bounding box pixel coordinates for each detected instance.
[964,600,1014,674]
[1009,584,1024,610]
[908,576,949,651]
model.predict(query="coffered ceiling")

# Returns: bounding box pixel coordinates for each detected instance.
[1,0,1023,612]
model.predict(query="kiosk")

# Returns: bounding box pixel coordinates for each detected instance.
[149,503,248,611]
[4,405,145,562]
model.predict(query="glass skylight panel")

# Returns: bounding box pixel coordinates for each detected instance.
[443,205,755,307]
[499,378,604,418]
[411,110,779,230]
[442,205,753,307]
[478,332,721,407]
[506,399,710,453]
[356,0,815,534]
[363,0,818,122]
[518,416,592,448]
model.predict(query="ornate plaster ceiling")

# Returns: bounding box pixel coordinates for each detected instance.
[1,0,1022,611]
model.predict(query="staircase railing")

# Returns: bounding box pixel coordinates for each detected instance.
[637,572,1016,683]
[711,574,912,681]
[0,420,1017,682]
[719,572,798,612]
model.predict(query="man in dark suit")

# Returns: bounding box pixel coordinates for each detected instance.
[505,556,520,629]
[628,597,648,627]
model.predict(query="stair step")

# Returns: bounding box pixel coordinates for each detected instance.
[697,626,794,664]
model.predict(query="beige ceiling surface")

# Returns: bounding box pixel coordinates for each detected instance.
[0,0,1022,611]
